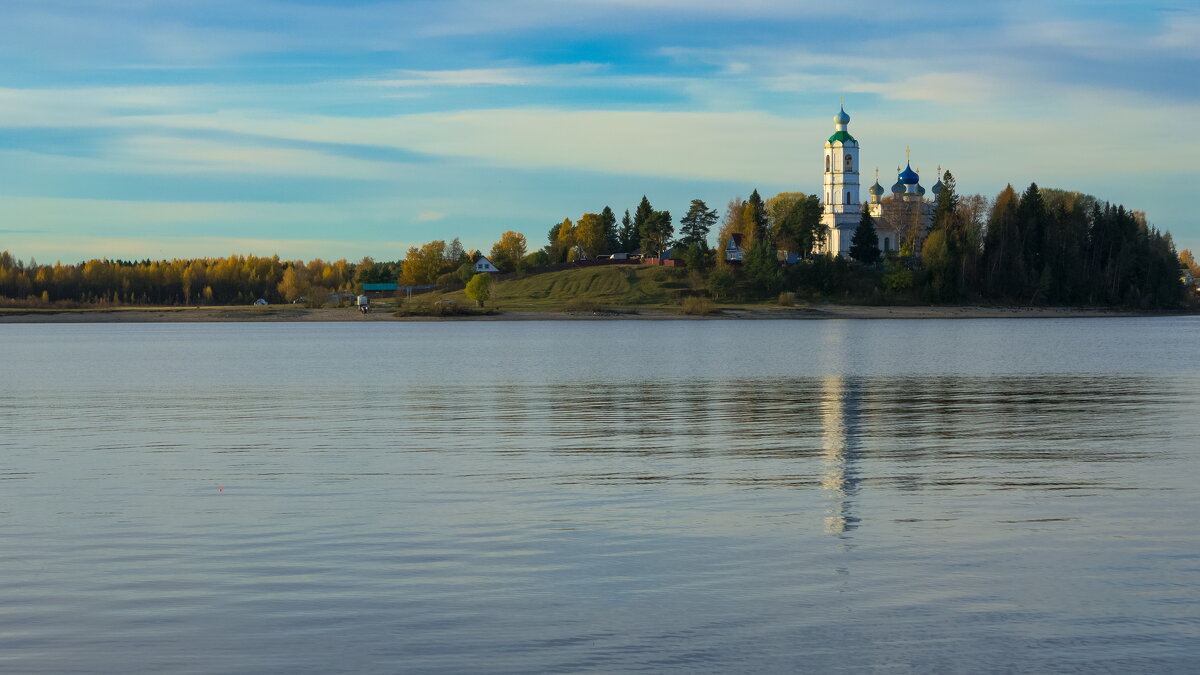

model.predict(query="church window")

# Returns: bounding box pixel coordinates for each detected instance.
[825,155,830,172]
[884,237,891,251]
[846,191,852,204]
[845,154,853,171]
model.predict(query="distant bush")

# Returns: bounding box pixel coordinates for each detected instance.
[437,272,464,290]
[681,296,717,315]
[777,292,796,306]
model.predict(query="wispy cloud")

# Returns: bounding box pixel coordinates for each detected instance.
[1,0,1197,259]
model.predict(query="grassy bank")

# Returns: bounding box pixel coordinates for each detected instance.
[435,265,695,312]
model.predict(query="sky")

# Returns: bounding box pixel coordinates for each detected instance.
[1,0,1197,263]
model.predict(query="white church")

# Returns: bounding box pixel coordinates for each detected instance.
[817,106,938,257]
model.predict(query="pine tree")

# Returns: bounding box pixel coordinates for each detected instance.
[639,210,673,257]
[678,199,718,250]
[848,207,881,264]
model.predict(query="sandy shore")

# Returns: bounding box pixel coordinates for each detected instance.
[0,304,1184,323]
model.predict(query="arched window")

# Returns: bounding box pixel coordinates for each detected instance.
[825,155,830,172]
[884,237,891,251]
[845,154,853,171]
[847,191,852,204]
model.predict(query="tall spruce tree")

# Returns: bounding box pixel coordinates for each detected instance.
[1017,182,1048,296]
[678,199,718,250]
[849,207,881,264]
[929,170,970,297]
[618,209,636,252]
[600,206,619,253]
[747,189,769,242]
[631,196,654,251]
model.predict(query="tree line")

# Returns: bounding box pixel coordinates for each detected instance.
[0,253,368,306]
[909,175,1183,306]
[2,175,1190,308]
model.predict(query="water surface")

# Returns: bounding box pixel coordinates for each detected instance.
[2,318,1198,672]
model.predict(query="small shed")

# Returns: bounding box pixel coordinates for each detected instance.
[362,282,398,298]
[474,256,500,273]
[362,282,397,293]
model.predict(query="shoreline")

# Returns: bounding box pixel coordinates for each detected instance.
[0,304,1189,323]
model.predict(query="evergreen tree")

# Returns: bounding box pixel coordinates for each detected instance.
[928,170,973,298]
[639,210,674,257]
[743,238,781,298]
[1017,182,1048,296]
[682,241,710,273]
[600,206,619,253]
[631,196,654,251]
[547,222,563,260]
[848,207,881,264]
[618,209,637,252]
[747,189,769,242]
[678,199,718,250]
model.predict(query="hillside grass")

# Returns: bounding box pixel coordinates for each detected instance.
[437,265,697,312]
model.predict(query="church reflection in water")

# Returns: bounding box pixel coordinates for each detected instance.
[820,375,864,535]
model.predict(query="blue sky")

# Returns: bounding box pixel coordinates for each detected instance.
[2,0,1197,262]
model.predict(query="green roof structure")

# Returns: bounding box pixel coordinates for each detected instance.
[827,130,857,143]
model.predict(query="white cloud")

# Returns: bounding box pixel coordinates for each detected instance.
[358,64,607,88]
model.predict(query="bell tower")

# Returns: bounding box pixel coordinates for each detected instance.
[823,104,860,216]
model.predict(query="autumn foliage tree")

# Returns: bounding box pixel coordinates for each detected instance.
[0,253,355,306]
[575,213,607,258]
[490,230,528,272]
[400,240,447,286]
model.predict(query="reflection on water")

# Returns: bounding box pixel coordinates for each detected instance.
[821,375,862,535]
[2,319,1199,674]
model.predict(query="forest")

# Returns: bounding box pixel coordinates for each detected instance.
[1,175,1194,309]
